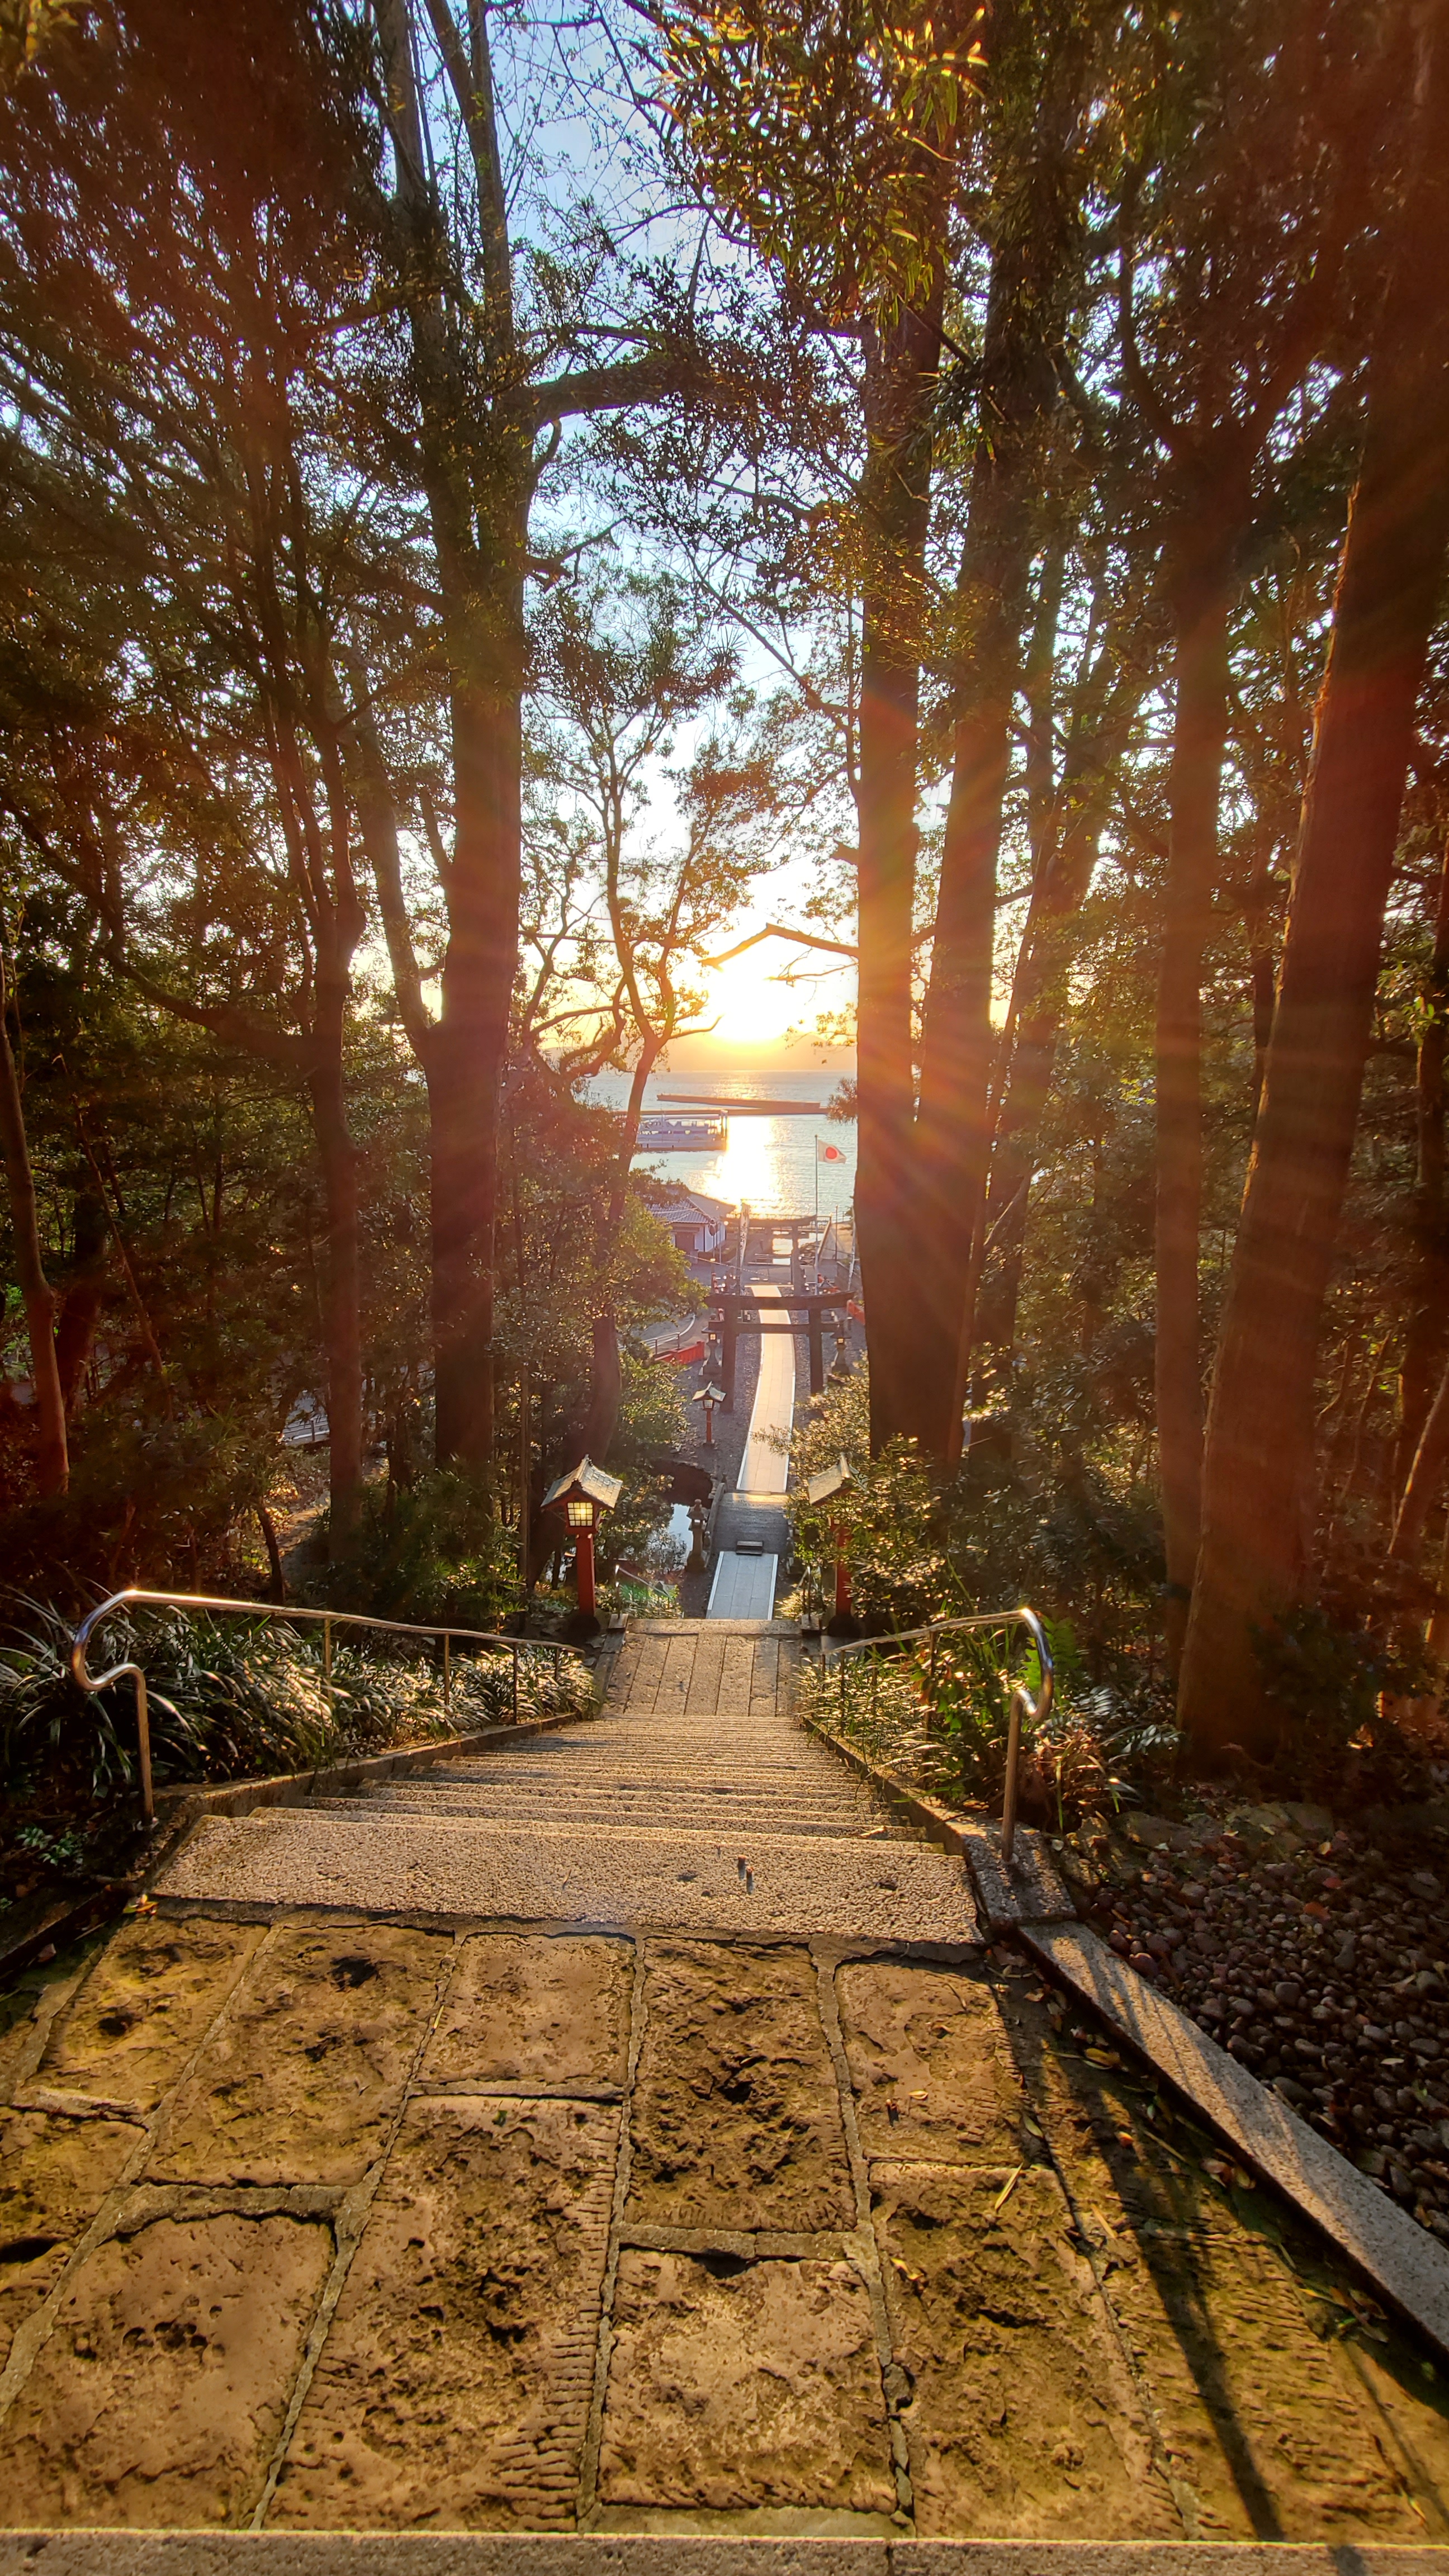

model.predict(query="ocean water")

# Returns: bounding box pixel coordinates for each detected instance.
[589,1069,855,1222]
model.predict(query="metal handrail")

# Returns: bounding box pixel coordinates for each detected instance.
[71,1587,590,1832]
[824,1607,1053,1871]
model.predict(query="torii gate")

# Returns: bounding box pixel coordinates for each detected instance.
[711,1290,852,1405]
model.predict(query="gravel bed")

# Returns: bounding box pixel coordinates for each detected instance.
[1071,1804,1449,2239]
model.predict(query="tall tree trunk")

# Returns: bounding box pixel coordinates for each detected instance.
[892,30,1090,1458]
[853,294,940,1455]
[1179,15,1449,1757]
[0,961,67,1498]
[430,612,525,1469]
[54,1185,107,1416]
[1155,555,1232,1668]
[307,1040,363,1536]
[1396,817,1449,1487]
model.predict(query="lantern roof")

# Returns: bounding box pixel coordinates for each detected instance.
[805,1453,855,1507]
[542,1455,623,1513]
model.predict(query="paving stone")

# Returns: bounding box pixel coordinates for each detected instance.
[419,1933,632,2094]
[598,2250,894,2517]
[627,1942,854,2234]
[999,1972,1446,2540]
[870,2160,1173,2539]
[0,2109,141,2371]
[153,1924,448,2187]
[1025,1921,1449,2364]
[0,1949,97,2107]
[32,1916,266,2112]
[836,1960,1026,2166]
[0,2211,332,2526]
[272,2095,617,2530]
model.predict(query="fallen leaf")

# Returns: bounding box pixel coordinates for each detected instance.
[992,2165,1024,2215]
[1084,2045,1122,2070]
[891,2255,926,2291]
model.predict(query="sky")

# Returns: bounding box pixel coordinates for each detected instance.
[499,8,859,1072]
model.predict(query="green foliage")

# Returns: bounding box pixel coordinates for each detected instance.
[787,1371,951,1626]
[1253,1605,1438,1797]
[798,1605,1176,1831]
[2,1405,278,1608]
[660,0,983,325]
[317,1471,522,1631]
[0,1593,590,1801]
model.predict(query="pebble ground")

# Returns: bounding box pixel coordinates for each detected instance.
[1076,1805,1449,2242]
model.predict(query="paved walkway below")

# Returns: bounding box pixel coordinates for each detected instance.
[8,1622,1449,2546]
[738,1286,793,1495]
[708,1284,795,1621]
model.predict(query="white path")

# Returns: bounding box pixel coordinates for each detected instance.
[708,1283,795,1618]
[738,1283,794,1494]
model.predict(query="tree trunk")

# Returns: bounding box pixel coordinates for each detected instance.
[430,642,524,1469]
[307,1041,363,1536]
[853,294,941,1454]
[1179,18,1449,1758]
[0,964,68,1498]
[579,1311,623,1467]
[54,1185,107,1415]
[1155,557,1232,1668]
[1396,818,1449,1488]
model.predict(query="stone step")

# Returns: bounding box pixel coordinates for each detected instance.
[153,1806,979,1942]
[14,2539,1407,2572]
[318,1795,913,1844]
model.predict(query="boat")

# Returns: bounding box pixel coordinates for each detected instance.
[636,1112,728,1150]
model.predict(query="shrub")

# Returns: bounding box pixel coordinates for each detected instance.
[316,1470,522,1630]
[0,1592,591,1802]
[797,1611,1176,1831]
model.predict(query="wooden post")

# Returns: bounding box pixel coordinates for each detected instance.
[808,1308,824,1395]
[722,1301,737,1409]
[576,1518,597,1618]
[518,1359,531,1594]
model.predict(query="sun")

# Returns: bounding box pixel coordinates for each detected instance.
[695,929,854,1049]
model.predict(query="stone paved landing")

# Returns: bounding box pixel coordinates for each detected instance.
[7,1917,1449,2539]
[151,1808,975,1940]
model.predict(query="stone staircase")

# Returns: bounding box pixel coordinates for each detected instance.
[153,1617,979,1943]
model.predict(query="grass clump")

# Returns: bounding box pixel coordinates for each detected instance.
[0,1593,593,1806]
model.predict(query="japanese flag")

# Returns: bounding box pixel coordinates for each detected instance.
[816,1137,847,1164]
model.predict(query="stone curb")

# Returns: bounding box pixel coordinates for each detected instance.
[795,1690,1449,2367]
[795,1708,1069,1922]
[1025,1917,1449,2364]
[0,1879,132,1988]
[4,2537,1449,2572]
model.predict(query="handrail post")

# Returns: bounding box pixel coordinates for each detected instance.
[1001,1684,1024,1869]
[928,1625,939,1713]
[443,1632,452,1714]
[512,1640,519,1722]
[323,1615,333,1710]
